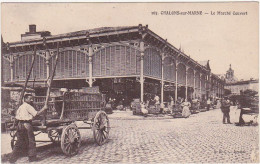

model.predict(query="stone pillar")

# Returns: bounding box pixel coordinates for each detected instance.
[219,83,220,97]
[221,84,223,98]
[140,41,145,102]
[208,74,212,99]
[161,54,165,105]
[219,84,221,98]
[10,55,14,82]
[199,73,202,98]
[185,67,188,100]
[193,70,196,98]
[88,46,93,87]
[175,61,178,102]
[220,84,222,97]
[219,85,220,98]
[220,85,222,98]
[218,83,220,97]
[46,60,50,78]
[220,84,222,98]
[46,52,50,78]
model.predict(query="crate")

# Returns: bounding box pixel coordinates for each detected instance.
[33,91,104,121]
[62,92,103,120]
[34,96,62,120]
[148,105,160,114]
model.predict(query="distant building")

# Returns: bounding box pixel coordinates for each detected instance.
[223,65,258,95]
[225,79,258,95]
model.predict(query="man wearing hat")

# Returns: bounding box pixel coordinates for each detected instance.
[221,96,231,124]
[9,94,48,163]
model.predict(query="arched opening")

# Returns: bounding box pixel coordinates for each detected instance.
[177,63,186,99]
[177,63,186,85]
[144,48,162,79]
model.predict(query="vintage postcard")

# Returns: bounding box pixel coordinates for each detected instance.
[1,2,259,163]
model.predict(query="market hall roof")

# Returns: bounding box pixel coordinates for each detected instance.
[5,26,139,45]
[2,24,223,82]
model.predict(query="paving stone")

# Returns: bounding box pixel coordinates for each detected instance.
[1,108,258,163]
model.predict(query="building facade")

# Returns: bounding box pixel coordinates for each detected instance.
[223,64,258,95]
[2,24,225,104]
[225,79,259,95]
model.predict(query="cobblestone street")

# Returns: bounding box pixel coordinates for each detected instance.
[2,107,259,163]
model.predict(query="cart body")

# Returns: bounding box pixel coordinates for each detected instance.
[10,91,110,156]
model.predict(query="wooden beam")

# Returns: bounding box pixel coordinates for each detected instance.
[127,30,130,41]
[116,31,121,42]
[106,34,111,43]
[97,36,102,44]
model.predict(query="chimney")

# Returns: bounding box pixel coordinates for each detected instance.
[29,24,36,33]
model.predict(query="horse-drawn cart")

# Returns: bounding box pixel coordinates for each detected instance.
[10,91,110,156]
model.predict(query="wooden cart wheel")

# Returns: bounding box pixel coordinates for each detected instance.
[93,111,110,146]
[10,131,17,150]
[48,129,61,144]
[60,124,81,156]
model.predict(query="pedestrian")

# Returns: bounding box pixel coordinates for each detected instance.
[140,101,148,117]
[221,97,231,124]
[216,98,221,109]
[207,98,211,111]
[160,102,165,114]
[197,97,201,109]
[181,99,191,118]
[154,95,160,113]
[9,94,48,163]
[170,96,175,114]
[154,95,160,105]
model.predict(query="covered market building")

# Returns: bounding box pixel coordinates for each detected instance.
[2,24,225,106]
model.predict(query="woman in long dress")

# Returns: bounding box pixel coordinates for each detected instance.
[169,96,175,114]
[181,99,191,118]
[216,99,222,109]
[140,102,148,117]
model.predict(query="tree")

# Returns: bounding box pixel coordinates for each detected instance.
[229,89,258,112]
[240,89,258,110]
[224,89,231,96]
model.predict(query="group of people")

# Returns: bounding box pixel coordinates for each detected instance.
[172,96,234,124]
[145,95,228,120]
[141,95,193,118]
[137,94,234,123]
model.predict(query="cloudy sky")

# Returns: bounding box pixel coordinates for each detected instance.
[1,2,258,80]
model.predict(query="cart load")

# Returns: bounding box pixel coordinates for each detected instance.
[10,91,110,156]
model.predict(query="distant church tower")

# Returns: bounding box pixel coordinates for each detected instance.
[226,64,234,79]
[225,64,237,83]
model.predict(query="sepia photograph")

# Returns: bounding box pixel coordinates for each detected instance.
[1,2,259,163]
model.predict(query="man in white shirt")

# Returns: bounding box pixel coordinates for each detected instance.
[9,94,48,163]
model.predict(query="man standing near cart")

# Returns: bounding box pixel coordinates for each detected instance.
[9,94,48,163]
[221,96,231,124]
